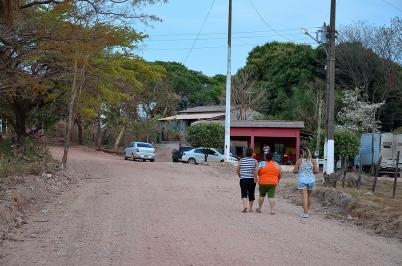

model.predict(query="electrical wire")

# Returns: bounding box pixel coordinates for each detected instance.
[248,0,292,41]
[379,0,402,12]
[142,41,318,51]
[146,32,306,42]
[182,0,216,64]
[148,27,320,37]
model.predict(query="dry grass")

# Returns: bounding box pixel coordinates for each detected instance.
[279,171,402,240]
[338,174,402,239]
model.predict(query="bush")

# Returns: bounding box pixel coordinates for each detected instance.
[0,138,50,178]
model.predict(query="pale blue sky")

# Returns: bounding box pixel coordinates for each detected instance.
[137,0,401,76]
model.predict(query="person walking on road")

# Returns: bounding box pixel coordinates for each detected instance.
[293,147,319,218]
[263,144,270,160]
[256,152,282,214]
[236,148,258,213]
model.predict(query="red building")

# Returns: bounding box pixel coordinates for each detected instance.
[230,120,304,164]
[160,105,306,164]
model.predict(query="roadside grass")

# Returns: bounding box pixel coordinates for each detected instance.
[279,171,401,239]
[0,139,51,178]
[316,173,402,239]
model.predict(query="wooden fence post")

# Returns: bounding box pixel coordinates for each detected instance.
[392,151,400,198]
[372,156,382,193]
[342,157,347,188]
[357,157,362,189]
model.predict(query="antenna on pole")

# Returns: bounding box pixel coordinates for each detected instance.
[224,0,232,162]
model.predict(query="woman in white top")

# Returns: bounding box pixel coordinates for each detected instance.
[236,148,258,212]
[292,147,319,218]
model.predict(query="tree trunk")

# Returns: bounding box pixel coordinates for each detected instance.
[0,0,20,25]
[62,58,86,167]
[12,101,27,142]
[370,112,375,175]
[114,124,126,151]
[96,112,101,150]
[76,115,83,145]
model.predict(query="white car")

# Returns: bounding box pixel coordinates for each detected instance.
[181,148,238,164]
[124,142,155,162]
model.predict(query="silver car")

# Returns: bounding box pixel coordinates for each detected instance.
[124,142,155,162]
[181,148,238,164]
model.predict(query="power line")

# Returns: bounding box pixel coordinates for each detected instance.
[148,27,320,37]
[142,41,318,51]
[248,0,292,41]
[379,0,402,12]
[146,32,307,42]
[183,0,216,64]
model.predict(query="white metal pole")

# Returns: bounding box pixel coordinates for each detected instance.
[224,0,232,162]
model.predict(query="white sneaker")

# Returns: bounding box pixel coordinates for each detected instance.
[300,213,309,218]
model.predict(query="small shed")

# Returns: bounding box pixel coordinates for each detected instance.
[230,120,304,164]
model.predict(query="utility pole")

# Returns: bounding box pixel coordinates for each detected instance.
[224,0,232,162]
[326,0,336,175]
[302,24,328,170]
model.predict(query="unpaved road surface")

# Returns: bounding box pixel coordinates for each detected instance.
[1,146,401,266]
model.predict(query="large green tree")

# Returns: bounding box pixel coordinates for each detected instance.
[153,61,225,109]
[185,122,224,162]
[244,42,324,129]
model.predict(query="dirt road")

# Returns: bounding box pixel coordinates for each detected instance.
[1,146,401,265]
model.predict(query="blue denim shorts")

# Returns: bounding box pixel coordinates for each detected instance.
[297,181,315,190]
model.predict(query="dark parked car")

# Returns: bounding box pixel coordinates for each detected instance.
[172,146,193,162]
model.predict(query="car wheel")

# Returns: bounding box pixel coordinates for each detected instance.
[188,158,196,164]
[150,159,155,162]
[131,153,135,161]
[172,158,178,162]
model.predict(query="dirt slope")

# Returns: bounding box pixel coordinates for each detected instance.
[1,146,401,265]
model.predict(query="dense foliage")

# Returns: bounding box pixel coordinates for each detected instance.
[0,2,400,167]
[153,61,225,110]
[185,122,225,161]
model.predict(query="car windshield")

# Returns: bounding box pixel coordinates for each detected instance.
[137,143,153,148]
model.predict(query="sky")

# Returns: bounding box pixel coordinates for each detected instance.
[137,0,402,77]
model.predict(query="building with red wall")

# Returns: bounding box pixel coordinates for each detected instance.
[230,120,304,164]
[160,105,305,164]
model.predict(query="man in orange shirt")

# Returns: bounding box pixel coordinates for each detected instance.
[256,152,282,214]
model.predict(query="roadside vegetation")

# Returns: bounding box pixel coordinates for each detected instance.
[0,139,51,178]
[0,1,401,241]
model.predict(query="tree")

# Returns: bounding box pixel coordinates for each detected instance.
[231,68,255,120]
[0,0,168,164]
[153,61,225,109]
[338,18,402,131]
[245,42,323,128]
[337,87,385,132]
[185,122,224,162]
[333,128,359,161]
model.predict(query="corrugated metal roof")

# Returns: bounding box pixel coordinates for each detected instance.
[191,120,305,128]
[230,120,304,128]
[159,112,225,121]
[179,105,226,114]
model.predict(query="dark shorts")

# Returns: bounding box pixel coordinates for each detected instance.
[239,178,256,201]
[259,184,277,198]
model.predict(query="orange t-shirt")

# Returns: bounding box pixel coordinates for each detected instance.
[258,161,280,185]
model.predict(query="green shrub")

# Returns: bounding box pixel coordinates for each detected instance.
[0,138,50,178]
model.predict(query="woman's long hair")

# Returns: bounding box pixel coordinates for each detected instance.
[300,147,312,160]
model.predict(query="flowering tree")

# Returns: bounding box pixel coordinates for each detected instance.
[337,87,385,132]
